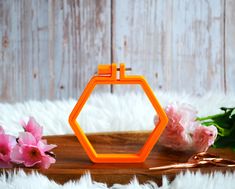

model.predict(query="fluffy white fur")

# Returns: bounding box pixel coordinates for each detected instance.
[1,92,235,136]
[1,170,235,189]
[0,92,235,188]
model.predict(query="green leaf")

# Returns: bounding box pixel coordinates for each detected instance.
[198,106,235,150]
[230,109,235,119]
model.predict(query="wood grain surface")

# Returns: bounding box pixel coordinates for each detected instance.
[0,0,111,101]
[225,0,235,93]
[112,0,225,95]
[2,132,235,186]
[0,0,234,102]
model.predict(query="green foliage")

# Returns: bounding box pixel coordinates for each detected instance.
[197,107,235,150]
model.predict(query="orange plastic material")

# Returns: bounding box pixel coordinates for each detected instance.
[69,63,168,163]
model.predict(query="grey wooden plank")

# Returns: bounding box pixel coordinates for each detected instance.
[49,0,111,99]
[112,0,225,95]
[0,0,111,102]
[225,0,235,94]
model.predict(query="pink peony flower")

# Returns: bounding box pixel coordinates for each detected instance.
[155,113,189,151]
[0,126,16,168]
[155,102,217,152]
[11,132,56,169]
[193,125,218,152]
[20,117,43,141]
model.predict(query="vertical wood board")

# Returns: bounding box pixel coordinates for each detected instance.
[225,0,235,93]
[112,0,225,95]
[0,0,111,102]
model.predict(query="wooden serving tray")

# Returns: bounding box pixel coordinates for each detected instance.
[2,132,235,185]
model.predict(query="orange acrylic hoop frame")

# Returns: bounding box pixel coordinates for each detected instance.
[69,63,168,163]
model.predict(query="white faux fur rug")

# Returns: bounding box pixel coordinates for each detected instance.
[1,92,235,136]
[1,170,235,189]
[1,92,235,188]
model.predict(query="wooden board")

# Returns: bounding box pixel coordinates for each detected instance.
[2,132,235,186]
[112,0,225,95]
[225,0,235,93]
[1,0,235,102]
[0,0,111,102]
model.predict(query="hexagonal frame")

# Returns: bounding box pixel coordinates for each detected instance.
[69,63,168,163]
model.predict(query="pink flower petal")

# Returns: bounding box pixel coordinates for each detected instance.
[0,133,16,168]
[11,139,56,169]
[37,140,57,152]
[8,135,17,148]
[193,125,218,152]
[18,132,37,146]
[21,146,43,167]
[10,145,24,164]
[156,102,217,152]
[10,117,57,169]
[19,119,26,128]
[0,160,13,168]
[23,117,43,141]
[40,156,56,169]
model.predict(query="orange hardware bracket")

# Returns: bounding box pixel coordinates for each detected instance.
[68,63,168,163]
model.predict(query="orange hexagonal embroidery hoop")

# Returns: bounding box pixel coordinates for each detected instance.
[69,63,168,163]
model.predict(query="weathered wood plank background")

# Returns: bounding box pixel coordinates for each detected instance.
[0,0,234,102]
